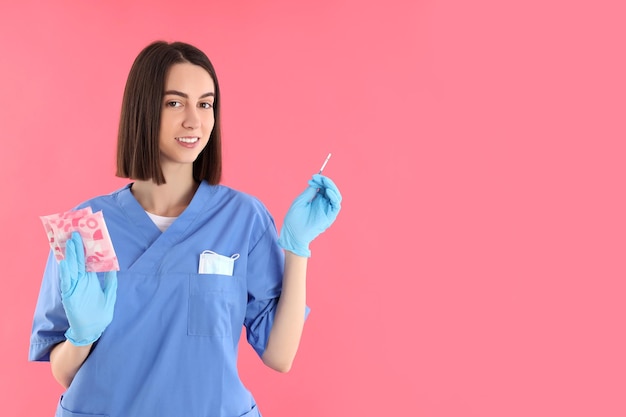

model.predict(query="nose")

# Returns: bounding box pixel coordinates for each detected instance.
[182,106,201,129]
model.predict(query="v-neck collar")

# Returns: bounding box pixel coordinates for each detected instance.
[116,181,218,271]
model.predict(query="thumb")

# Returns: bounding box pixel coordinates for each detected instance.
[59,260,73,298]
[294,183,318,205]
[102,270,118,310]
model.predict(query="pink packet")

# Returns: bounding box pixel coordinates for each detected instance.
[40,208,120,272]
[41,208,93,262]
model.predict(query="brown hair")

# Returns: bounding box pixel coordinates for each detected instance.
[116,41,222,185]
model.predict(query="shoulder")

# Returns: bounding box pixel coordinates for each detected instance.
[72,184,132,212]
[212,184,273,220]
[201,183,278,244]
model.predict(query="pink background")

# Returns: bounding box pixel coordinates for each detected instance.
[1,0,625,416]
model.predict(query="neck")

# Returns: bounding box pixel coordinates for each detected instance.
[131,172,200,217]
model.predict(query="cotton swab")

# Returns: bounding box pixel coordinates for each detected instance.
[318,153,332,174]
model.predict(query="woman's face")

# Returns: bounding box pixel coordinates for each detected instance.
[159,63,215,170]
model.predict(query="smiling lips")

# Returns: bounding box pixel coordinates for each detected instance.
[176,136,199,144]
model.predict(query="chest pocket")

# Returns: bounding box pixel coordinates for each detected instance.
[188,273,241,338]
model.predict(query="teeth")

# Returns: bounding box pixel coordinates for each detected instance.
[177,137,199,143]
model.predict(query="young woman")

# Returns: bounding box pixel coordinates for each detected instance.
[30,41,341,417]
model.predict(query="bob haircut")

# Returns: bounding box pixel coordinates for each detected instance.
[116,41,222,185]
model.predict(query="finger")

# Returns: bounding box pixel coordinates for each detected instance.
[324,187,342,213]
[308,174,324,189]
[310,175,342,202]
[295,183,318,204]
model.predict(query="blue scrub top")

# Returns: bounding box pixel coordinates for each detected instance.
[30,181,301,417]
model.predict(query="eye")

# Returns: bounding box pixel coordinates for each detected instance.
[199,102,214,109]
[166,101,182,108]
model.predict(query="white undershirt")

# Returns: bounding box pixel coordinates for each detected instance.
[145,211,178,232]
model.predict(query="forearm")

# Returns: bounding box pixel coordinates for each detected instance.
[262,251,308,372]
[50,340,92,389]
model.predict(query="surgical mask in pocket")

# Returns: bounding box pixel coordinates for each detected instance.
[198,250,240,276]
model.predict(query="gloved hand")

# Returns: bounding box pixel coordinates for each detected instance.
[60,232,118,346]
[278,174,342,257]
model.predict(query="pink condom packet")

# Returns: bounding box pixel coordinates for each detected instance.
[40,207,120,272]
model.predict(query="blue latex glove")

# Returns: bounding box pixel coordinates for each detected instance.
[60,232,118,346]
[278,174,342,257]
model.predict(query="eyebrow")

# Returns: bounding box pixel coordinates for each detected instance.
[164,90,215,99]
